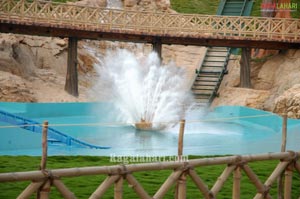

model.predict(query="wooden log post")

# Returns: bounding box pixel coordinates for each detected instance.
[177,173,187,199]
[40,121,48,171]
[278,113,288,199]
[152,38,162,62]
[233,166,241,199]
[38,121,50,199]
[176,120,186,199]
[281,113,288,152]
[178,120,185,160]
[65,37,79,97]
[240,48,251,88]
[114,177,123,199]
[284,163,294,199]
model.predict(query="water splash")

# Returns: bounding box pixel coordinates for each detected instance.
[91,49,194,130]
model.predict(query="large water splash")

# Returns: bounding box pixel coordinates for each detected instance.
[91,49,194,130]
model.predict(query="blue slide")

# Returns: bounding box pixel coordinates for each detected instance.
[0,110,110,149]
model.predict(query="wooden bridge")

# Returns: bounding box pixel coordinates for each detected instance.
[1,0,300,96]
[1,0,300,48]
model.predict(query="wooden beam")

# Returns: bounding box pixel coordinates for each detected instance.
[125,174,151,199]
[65,37,78,97]
[1,23,299,50]
[17,181,45,199]
[240,48,251,88]
[210,165,236,197]
[52,179,77,199]
[154,170,183,199]
[188,169,211,199]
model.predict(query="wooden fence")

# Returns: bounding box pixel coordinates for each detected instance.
[0,151,299,198]
[0,0,300,43]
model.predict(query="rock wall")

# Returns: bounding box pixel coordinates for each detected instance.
[212,49,300,118]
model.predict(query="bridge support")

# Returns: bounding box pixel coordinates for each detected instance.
[65,37,78,97]
[152,38,162,61]
[240,48,251,88]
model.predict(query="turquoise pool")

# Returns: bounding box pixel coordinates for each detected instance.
[0,102,299,156]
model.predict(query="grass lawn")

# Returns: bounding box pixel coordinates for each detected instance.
[0,156,299,198]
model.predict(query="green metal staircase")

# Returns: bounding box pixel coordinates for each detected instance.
[192,0,254,107]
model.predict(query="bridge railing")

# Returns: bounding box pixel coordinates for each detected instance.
[0,0,300,42]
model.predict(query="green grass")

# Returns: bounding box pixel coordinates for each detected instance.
[170,0,220,15]
[0,156,299,198]
[170,0,300,18]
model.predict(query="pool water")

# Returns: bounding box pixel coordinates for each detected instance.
[0,102,299,156]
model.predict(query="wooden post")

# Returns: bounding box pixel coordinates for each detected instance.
[152,38,162,61]
[176,120,186,199]
[278,113,288,199]
[65,37,79,97]
[284,164,293,199]
[38,121,50,199]
[233,166,241,199]
[177,173,187,199]
[40,121,48,171]
[178,120,185,159]
[114,177,123,199]
[240,48,251,88]
[281,113,288,152]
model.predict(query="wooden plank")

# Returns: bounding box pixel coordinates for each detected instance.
[204,57,227,62]
[203,61,225,67]
[192,90,214,95]
[192,85,216,90]
[201,67,223,73]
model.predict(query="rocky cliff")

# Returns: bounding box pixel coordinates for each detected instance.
[212,50,300,118]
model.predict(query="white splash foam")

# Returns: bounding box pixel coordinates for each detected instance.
[91,49,194,130]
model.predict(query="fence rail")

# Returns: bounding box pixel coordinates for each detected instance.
[0,151,299,198]
[1,0,300,43]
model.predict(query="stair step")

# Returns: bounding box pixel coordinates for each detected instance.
[192,85,216,90]
[193,81,218,86]
[193,90,214,95]
[206,51,229,57]
[204,56,227,62]
[195,78,219,83]
[193,95,210,100]
[208,47,229,52]
[203,61,225,67]
[201,67,224,73]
